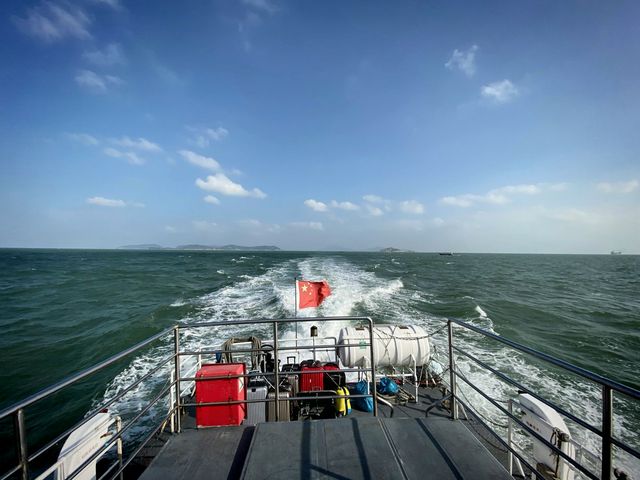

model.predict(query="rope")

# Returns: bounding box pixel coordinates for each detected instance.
[221,336,263,369]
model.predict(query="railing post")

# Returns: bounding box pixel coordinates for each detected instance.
[368,317,378,416]
[448,320,458,420]
[14,408,28,480]
[602,385,612,480]
[507,399,513,475]
[173,326,181,433]
[116,416,124,480]
[273,322,280,421]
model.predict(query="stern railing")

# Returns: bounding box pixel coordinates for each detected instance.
[0,316,377,480]
[443,318,640,480]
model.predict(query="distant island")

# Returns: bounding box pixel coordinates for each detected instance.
[118,244,280,251]
[380,247,414,253]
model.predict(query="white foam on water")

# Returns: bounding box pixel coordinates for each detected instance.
[170,299,187,307]
[96,255,639,473]
[97,256,408,438]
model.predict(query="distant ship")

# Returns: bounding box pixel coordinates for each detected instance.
[610,251,622,255]
[438,252,453,256]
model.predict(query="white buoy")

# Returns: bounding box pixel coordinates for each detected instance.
[337,325,431,368]
[56,412,115,480]
[519,394,575,480]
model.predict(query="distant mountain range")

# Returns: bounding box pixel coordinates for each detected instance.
[379,247,414,253]
[118,244,280,251]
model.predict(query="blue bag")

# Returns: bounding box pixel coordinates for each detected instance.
[352,380,374,412]
[377,377,399,395]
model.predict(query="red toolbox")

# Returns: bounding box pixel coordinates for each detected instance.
[300,363,324,392]
[195,363,246,427]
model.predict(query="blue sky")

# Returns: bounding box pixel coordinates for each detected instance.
[1,0,638,252]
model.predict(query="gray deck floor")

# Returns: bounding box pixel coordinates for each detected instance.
[140,416,512,480]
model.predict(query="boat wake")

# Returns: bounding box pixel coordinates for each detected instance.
[96,255,639,473]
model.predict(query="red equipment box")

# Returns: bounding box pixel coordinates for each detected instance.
[300,364,324,392]
[195,363,246,427]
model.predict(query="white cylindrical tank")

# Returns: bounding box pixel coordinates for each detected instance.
[337,325,430,368]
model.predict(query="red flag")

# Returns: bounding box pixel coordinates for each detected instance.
[297,280,331,309]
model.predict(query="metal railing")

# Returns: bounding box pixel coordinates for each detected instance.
[444,318,640,480]
[172,316,378,426]
[0,327,175,480]
[0,316,377,480]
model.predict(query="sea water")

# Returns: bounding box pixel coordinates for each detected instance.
[1,249,638,472]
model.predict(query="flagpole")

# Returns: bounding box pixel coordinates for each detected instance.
[294,276,298,358]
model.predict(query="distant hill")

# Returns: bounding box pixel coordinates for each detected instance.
[119,244,280,251]
[380,247,414,253]
[220,244,280,251]
[176,244,280,251]
[118,244,165,250]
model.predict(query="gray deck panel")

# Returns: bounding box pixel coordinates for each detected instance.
[321,418,405,479]
[140,415,513,479]
[382,417,513,479]
[138,426,253,480]
[240,419,406,480]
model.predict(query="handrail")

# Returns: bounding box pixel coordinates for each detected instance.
[452,345,602,436]
[455,367,599,480]
[448,318,640,400]
[28,354,175,463]
[0,327,173,419]
[172,315,378,431]
[447,318,640,480]
[179,316,372,329]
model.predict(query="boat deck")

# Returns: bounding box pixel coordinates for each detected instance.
[141,416,512,480]
[140,387,513,480]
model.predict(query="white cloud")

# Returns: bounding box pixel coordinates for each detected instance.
[330,200,360,211]
[67,133,99,146]
[196,174,266,198]
[304,199,329,212]
[365,205,384,216]
[399,200,425,214]
[290,221,324,231]
[445,45,478,77]
[548,182,569,192]
[186,126,229,148]
[440,196,474,208]
[13,2,92,42]
[204,195,220,205]
[481,79,519,104]
[363,194,392,211]
[540,207,600,225]
[112,136,161,152]
[440,184,543,208]
[165,225,177,233]
[86,196,125,207]
[179,150,220,171]
[103,147,145,165]
[238,219,263,228]
[432,217,445,227]
[363,194,384,204]
[242,0,278,14]
[75,70,123,94]
[596,180,638,194]
[90,0,122,10]
[82,43,125,66]
[193,220,218,231]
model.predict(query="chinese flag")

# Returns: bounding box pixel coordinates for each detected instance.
[297,280,332,309]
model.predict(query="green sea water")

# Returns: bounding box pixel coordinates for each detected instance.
[1,249,638,472]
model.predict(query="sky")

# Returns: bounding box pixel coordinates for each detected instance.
[0,0,639,253]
